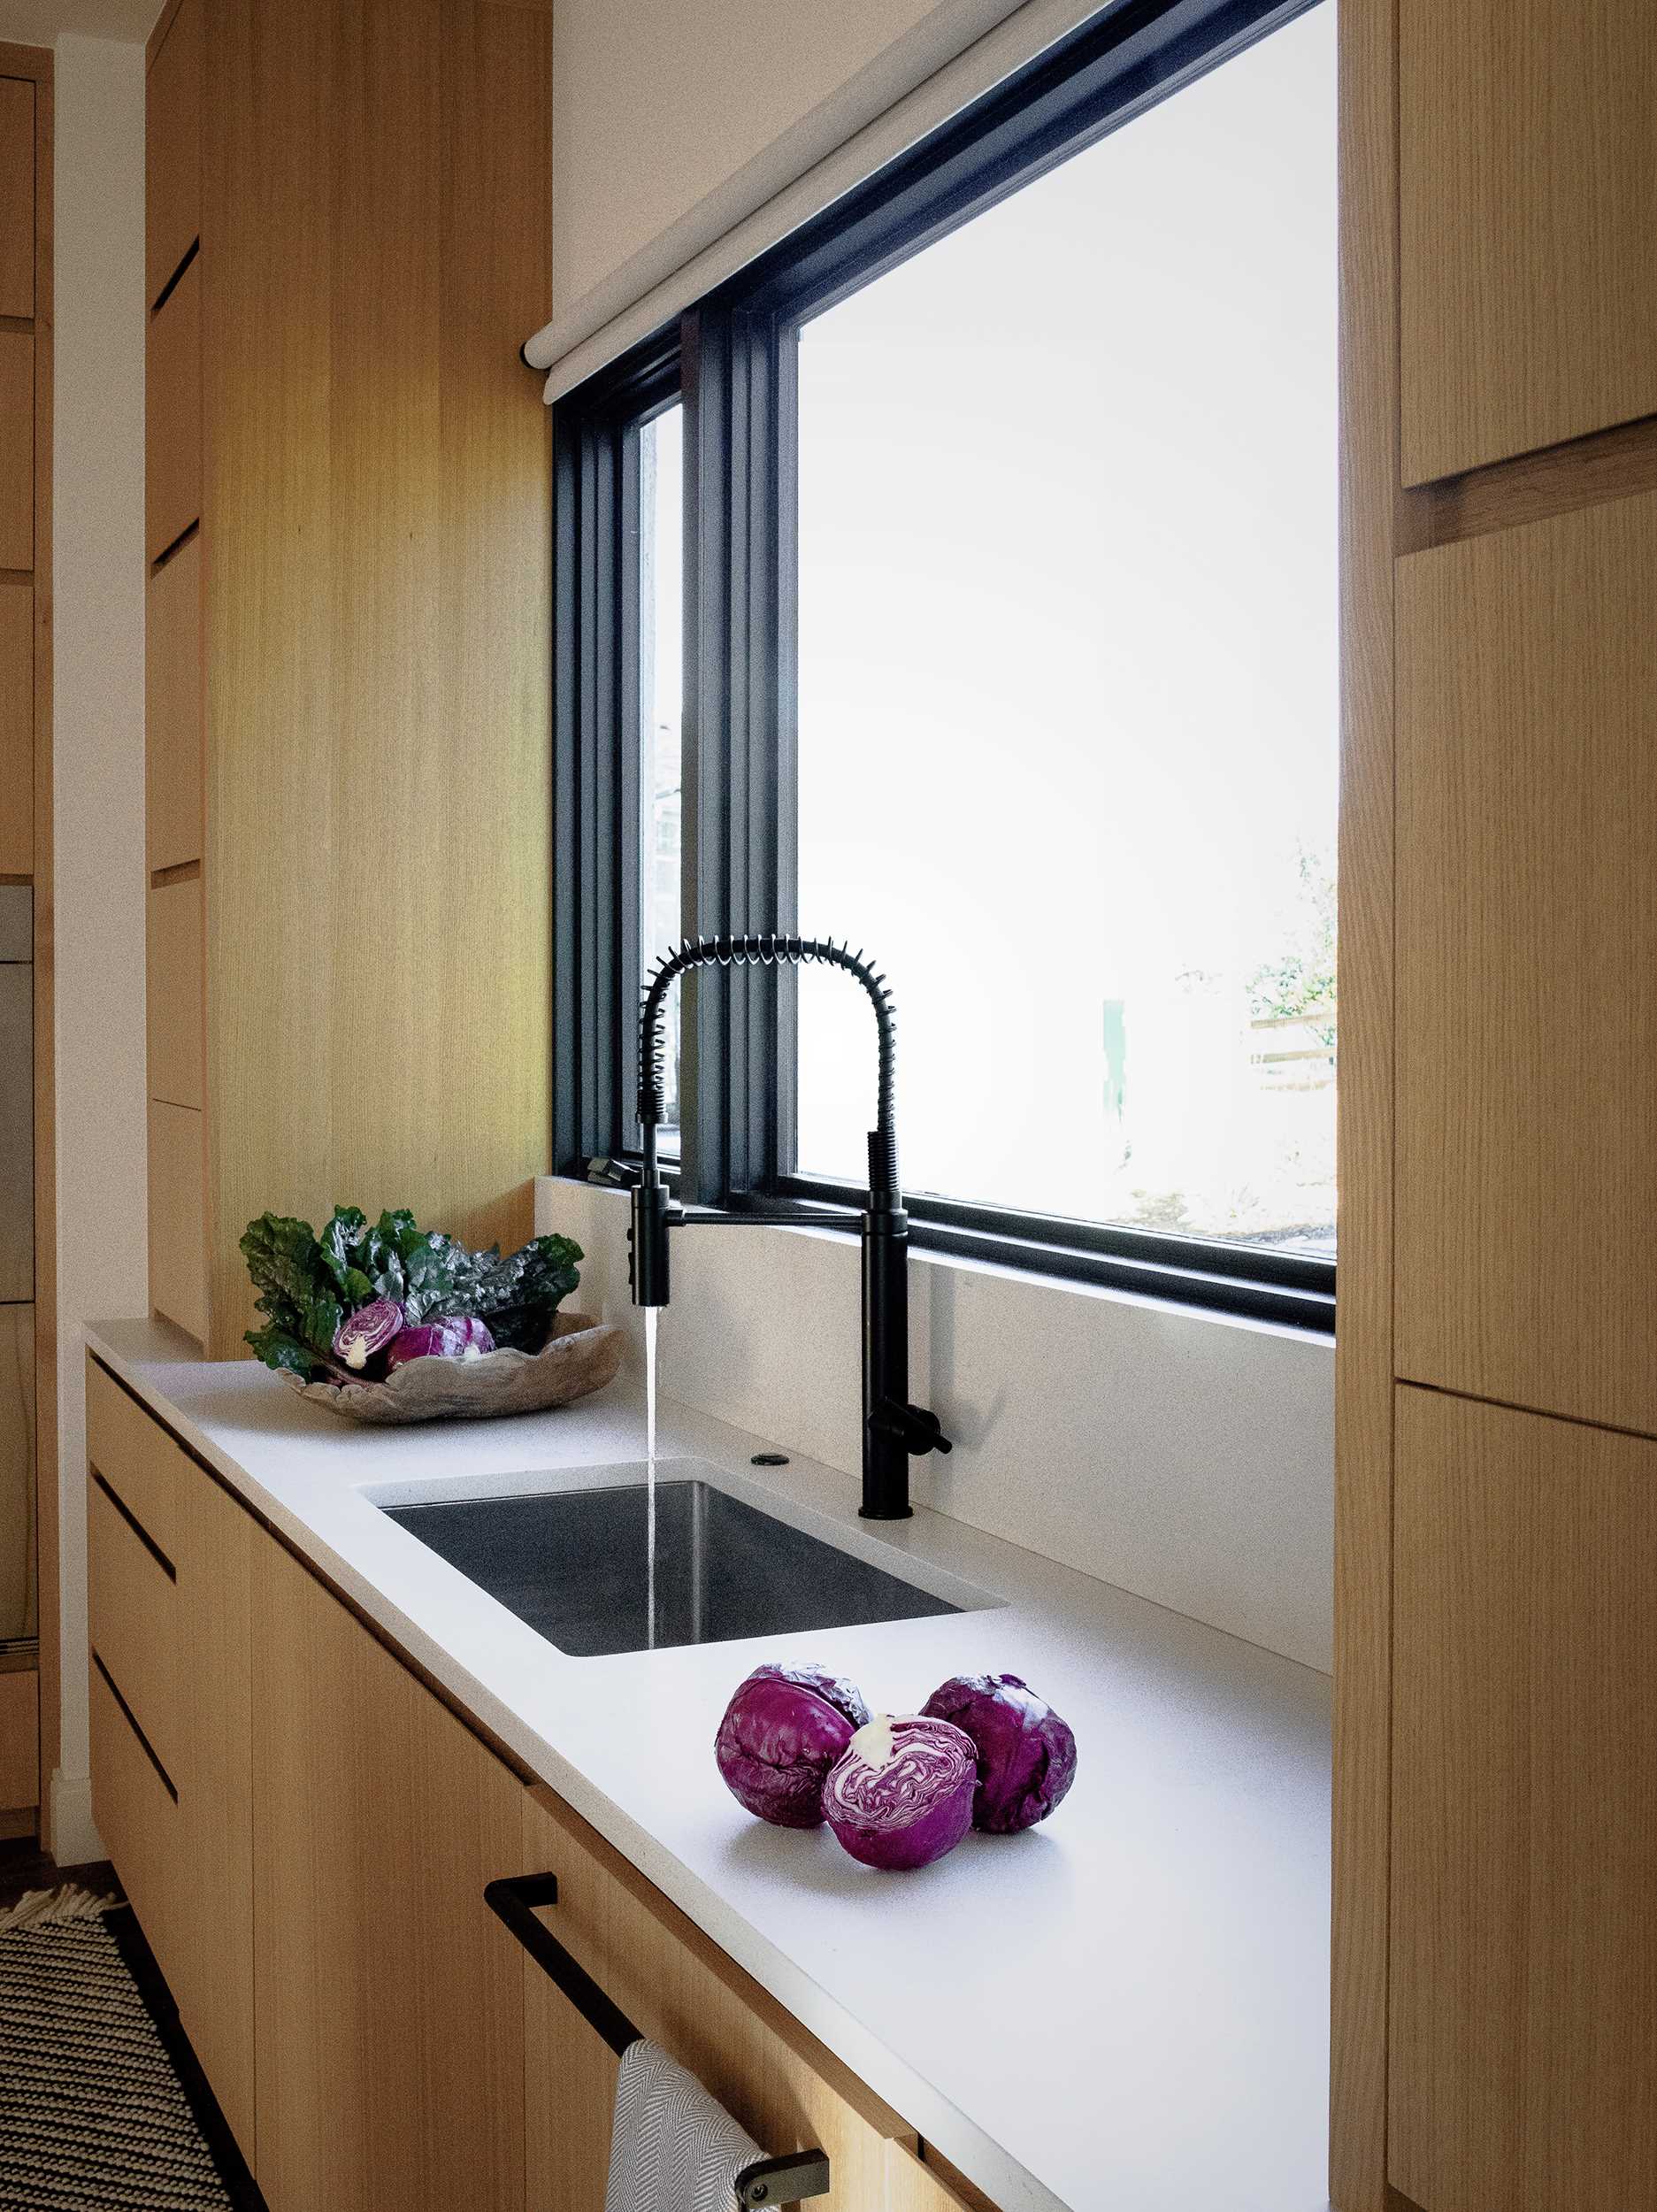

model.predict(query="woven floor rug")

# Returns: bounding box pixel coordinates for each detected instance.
[0,1886,233,2209]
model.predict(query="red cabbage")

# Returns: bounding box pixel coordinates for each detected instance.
[383,1314,495,1370]
[822,1714,977,1870]
[332,1296,404,1372]
[920,1672,1078,1833]
[714,1663,871,1829]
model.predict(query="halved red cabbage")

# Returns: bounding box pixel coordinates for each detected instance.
[714,1663,871,1829]
[332,1296,403,1371]
[920,1672,1078,1833]
[383,1314,495,1369]
[822,1713,977,1870]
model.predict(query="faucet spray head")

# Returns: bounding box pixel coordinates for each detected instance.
[629,1180,672,1309]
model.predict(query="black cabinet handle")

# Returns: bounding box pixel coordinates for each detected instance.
[485,1873,832,2207]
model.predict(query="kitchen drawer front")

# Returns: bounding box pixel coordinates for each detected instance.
[89,1654,178,1964]
[521,1785,909,2212]
[88,1469,180,1786]
[147,876,203,1110]
[145,252,201,565]
[86,1357,182,1564]
[145,0,201,311]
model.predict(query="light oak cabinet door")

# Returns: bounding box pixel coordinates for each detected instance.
[147,1101,206,1342]
[168,1466,257,2158]
[146,535,202,872]
[145,0,200,310]
[0,327,32,572]
[0,77,34,321]
[521,1785,910,2212]
[252,1538,525,2212]
[1390,1386,1657,2211]
[1396,491,1657,1436]
[1400,0,1657,483]
[147,875,203,1110]
[145,252,201,565]
[0,580,33,876]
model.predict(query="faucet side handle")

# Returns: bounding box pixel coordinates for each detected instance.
[869,1398,953,1458]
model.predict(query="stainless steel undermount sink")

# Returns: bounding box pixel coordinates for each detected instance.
[373,1459,992,1658]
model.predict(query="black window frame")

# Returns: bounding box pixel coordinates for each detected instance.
[551,0,1336,1337]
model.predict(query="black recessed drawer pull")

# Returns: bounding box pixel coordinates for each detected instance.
[484,1873,832,2207]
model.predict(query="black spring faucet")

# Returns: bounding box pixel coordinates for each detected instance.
[629,933,951,1520]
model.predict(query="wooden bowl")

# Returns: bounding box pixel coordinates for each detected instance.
[283,1310,625,1425]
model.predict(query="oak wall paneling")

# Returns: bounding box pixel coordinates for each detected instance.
[1390,1385,1657,2209]
[1395,491,1657,1435]
[147,0,555,1358]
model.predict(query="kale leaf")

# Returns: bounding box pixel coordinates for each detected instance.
[472,1233,585,1352]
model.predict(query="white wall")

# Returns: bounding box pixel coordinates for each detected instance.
[48,30,150,1860]
[540,1180,1336,1672]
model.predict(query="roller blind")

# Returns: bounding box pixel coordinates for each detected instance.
[524,0,1117,400]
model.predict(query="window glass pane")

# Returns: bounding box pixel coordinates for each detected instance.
[793,5,1337,1256]
[640,403,683,1134]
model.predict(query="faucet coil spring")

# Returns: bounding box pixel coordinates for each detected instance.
[637,933,900,1199]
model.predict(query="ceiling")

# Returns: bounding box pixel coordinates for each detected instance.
[0,0,160,44]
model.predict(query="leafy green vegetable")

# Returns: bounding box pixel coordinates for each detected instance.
[471,1234,585,1352]
[242,1206,585,1376]
[240,1212,344,1361]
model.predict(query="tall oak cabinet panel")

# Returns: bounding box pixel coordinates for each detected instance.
[0,40,50,1836]
[143,0,553,1357]
[1334,0,1657,2204]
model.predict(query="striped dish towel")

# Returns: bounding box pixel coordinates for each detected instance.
[603,2038,765,2212]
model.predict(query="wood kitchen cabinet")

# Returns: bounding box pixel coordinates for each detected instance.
[519,1784,921,2211]
[85,1357,256,2150]
[1394,491,1657,1435]
[142,0,553,1356]
[251,1534,526,2212]
[1335,0,1657,2201]
[1399,0,1657,484]
[1389,1386,1657,2211]
[86,1355,997,2212]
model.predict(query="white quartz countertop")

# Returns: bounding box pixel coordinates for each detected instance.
[86,1318,1332,2212]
